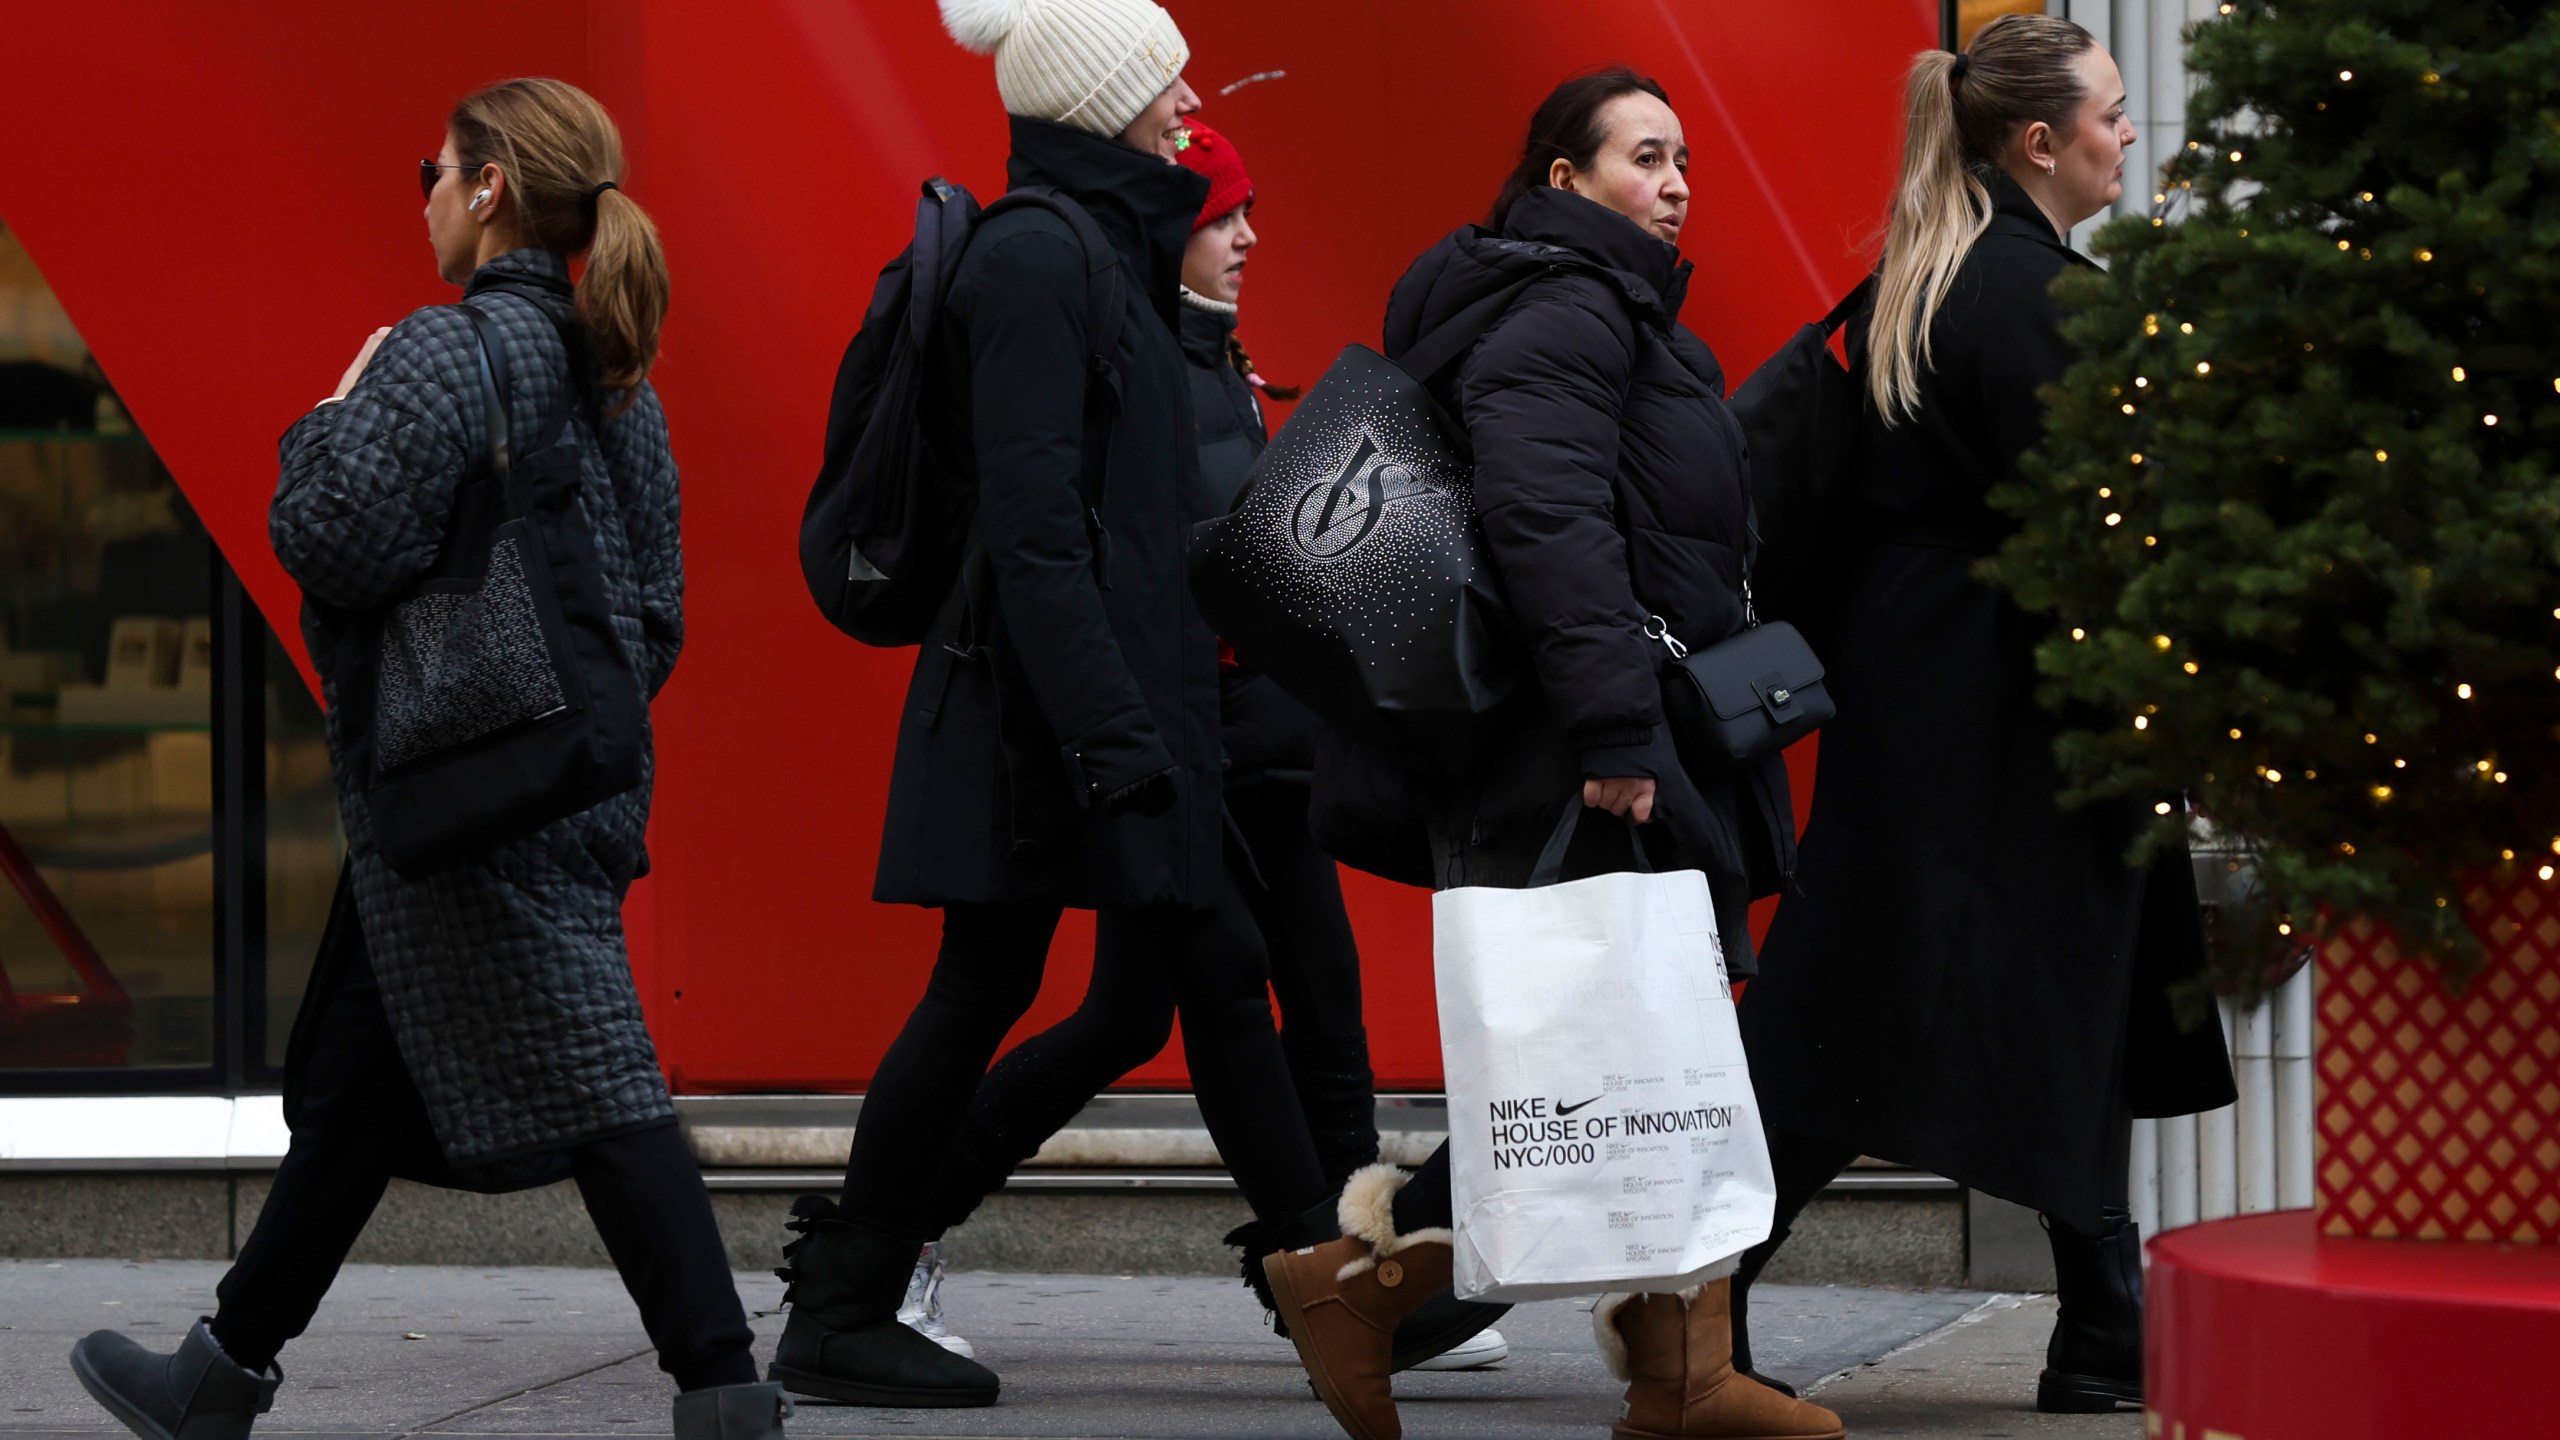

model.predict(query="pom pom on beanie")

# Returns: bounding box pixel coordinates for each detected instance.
[1174,119,1253,232]
[938,0,1191,139]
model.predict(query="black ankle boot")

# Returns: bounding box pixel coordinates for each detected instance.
[768,1195,998,1408]
[1223,1191,1342,1334]
[71,1320,280,1440]
[2036,1207,2143,1413]
[672,1381,792,1440]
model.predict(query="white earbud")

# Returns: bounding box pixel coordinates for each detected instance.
[469,189,492,212]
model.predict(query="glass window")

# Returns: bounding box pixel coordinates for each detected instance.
[265,625,341,1070]
[0,216,334,1083]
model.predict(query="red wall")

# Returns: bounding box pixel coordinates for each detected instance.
[0,1,1929,1092]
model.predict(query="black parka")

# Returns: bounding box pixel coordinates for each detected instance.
[873,119,1221,911]
[1380,186,1795,966]
[1738,173,2237,1230]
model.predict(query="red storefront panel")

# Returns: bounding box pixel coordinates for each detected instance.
[0,0,1926,1093]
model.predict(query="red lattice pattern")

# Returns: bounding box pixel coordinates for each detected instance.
[2316,875,2560,1242]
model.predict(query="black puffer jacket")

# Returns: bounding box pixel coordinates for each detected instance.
[873,118,1220,911]
[1181,294,1319,786]
[1381,187,1795,947]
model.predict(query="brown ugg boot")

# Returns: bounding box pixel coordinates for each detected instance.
[1596,1280,1846,1439]
[1261,1164,1453,1440]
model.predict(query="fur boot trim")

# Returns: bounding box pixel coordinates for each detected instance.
[1333,1163,1454,1258]
[1592,1292,1639,1380]
[1590,1272,1732,1379]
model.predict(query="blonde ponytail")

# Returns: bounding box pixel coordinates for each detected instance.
[1867,15,2095,426]
[451,78,669,414]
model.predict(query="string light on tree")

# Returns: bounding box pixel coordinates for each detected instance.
[1976,0,2556,981]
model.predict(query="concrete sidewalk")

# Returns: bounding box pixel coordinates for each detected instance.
[0,1261,2139,1439]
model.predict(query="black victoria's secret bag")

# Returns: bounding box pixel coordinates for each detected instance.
[1188,269,1567,754]
[330,290,647,878]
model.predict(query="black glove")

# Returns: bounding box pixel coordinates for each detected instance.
[1100,766,1179,818]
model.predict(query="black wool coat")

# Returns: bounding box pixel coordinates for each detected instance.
[1180,295,1319,787]
[874,119,1223,911]
[1738,173,2237,1229]
[1379,186,1795,969]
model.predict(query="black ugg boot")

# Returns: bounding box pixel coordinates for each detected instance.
[672,1381,792,1440]
[1281,1029,1381,1193]
[70,1320,279,1440]
[2036,1207,2144,1413]
[1227,1189,1512,1373]
[768,1195,999,1408]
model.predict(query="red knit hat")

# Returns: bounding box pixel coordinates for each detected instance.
[1175,118,1253,233]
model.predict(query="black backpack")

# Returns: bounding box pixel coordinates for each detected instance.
[799,177,1124,647]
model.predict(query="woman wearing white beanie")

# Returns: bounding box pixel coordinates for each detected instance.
[943,0,1196,143]
[770,0,1338,1415]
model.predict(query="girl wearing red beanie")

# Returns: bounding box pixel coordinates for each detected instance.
[1171,116,1514,1375]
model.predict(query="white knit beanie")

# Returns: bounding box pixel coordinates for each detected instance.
[940,0,1190,138]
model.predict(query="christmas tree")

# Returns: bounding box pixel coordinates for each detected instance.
[1982,0,2560,982]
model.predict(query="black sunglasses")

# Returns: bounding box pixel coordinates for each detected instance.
[419,159,472,201]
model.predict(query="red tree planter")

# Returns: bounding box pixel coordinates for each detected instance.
[2315,875,2560,1243]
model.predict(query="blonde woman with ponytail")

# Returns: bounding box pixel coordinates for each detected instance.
[1731,15,2235,1417]
[70,79,791,1440]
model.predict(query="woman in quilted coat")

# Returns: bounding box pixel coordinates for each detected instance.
[66,80,787,1440]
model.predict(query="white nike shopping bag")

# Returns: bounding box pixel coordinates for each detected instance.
[1433,805,1778,1302]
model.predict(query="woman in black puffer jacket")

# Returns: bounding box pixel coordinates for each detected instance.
[1265,69,1837,1440]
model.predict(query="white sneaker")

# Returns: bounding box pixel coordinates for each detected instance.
[897,1242,975,1358]
[1408,1327,1509,1370]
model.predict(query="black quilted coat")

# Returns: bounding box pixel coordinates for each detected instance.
[872,118,1223,910]
[271,249,681,1169]
[1380,185,1794,971]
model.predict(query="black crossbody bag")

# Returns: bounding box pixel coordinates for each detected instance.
[1650,503,1834,766]
[330,289,647,877]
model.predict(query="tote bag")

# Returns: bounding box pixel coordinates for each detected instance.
[1432,804,1777,1302]
[1187,270,1563,754]
[332,291,646,878]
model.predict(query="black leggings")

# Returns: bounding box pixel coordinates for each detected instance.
[851,866,1328,1239]
[1230,783,1376,1188]
[211,941,754,1392]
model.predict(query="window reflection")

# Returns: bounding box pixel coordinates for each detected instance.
[0,215,338,1078]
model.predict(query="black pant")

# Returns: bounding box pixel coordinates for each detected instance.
[211,939,754,1392]
[844,868,1328,1241]
[1230,783,1376,1188]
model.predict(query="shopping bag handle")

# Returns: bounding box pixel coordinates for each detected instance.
[1527,797,1655,887]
